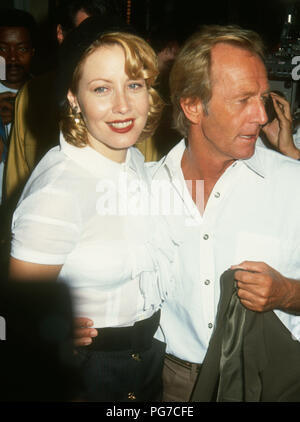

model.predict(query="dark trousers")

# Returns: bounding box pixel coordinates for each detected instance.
[77,338,165,402]
[75,311,166,402]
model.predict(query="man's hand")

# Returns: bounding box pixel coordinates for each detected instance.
[0,91,16,126]
[231,261,294,313]
[261,93,300,160]
[74,317,97,347]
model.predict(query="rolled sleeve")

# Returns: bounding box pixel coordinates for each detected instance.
[11,187,81,265]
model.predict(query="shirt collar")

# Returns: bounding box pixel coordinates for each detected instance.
[153,139,186,179]
[242,145,266,178]
[154,138,266,179]
[59,132,145,179]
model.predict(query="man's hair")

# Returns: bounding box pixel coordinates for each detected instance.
[170,25,266,138]
[0,8,37,45]
[60,31,164,147]
[56,0,121,35]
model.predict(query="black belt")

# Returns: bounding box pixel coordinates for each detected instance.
[166,353,202,373]
[85,310,161,352]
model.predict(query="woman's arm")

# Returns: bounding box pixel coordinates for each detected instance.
[9,257,62,282]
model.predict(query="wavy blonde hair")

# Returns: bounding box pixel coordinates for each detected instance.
[60,31,164,147]
[170,25,266,138]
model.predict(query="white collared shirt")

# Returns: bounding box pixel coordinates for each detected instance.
[151,139,300,363]
[11,134,175,328]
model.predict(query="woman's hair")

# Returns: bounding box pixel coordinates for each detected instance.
[60,31,164,147]
[170,25,266,138]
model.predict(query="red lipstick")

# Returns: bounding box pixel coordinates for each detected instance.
[107,119,134,133]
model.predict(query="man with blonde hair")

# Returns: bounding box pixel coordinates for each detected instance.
[152,24,300,401]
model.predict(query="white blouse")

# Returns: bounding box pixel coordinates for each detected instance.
[11,134,175,328]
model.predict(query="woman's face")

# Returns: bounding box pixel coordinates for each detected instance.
[68,44,150,161]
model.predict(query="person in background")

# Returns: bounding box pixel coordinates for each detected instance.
[149,27,180,101]
[0,118,5,168]
[0,8,36,204]
[4,0,120,205]
[8,16,174,402]
[137,27,181,162]
[258,90,300,159]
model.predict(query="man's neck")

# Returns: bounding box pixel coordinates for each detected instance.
[181,136,236,211]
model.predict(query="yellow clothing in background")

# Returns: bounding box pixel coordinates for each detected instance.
[135,137,160,163]
[5,72,59,201]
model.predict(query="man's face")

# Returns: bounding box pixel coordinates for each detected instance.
[56,9,90,44]
[0,26,34,89]
[199,43,269,162]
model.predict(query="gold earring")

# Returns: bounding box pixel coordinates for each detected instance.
[72,106,81,124]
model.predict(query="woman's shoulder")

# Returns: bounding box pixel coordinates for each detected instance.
[21,146,84,200]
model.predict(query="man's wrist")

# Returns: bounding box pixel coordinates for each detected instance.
[280,277,300,314]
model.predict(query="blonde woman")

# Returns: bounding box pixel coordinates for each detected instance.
[9,17,174,402]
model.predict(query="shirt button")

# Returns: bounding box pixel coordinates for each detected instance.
[203,234,209,240]
[214,192,220,198]
[204,279,210,285]
[208,323,213,329]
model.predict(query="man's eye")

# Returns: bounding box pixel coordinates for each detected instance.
[240,97,249,103]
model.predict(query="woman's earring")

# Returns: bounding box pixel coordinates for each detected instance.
[74,115,81,125]
[72,106,81,124]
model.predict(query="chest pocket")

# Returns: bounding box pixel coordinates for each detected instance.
[233,231,281,270]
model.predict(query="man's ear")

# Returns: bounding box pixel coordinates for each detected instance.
[180,98,205,125]
[67,90,80,112]
[56,24,64,44]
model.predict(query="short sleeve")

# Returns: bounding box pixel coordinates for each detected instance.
[11,186,81,264]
